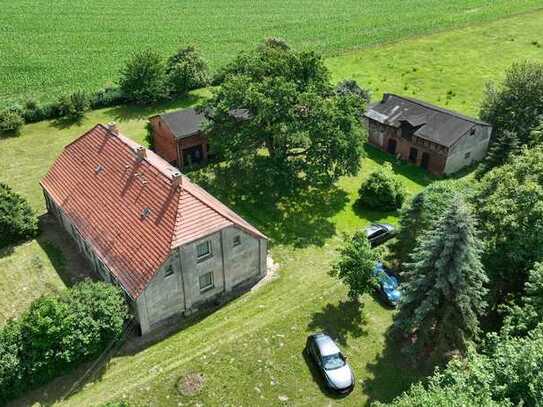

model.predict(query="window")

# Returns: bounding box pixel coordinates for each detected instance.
[199,272,214,292]
[464,151,472,160]
[233,235,241,247]
[196,240,211,260]
[164,265,174,278]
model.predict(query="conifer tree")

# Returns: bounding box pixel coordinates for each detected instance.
[476,130,520,177]
[393,197,488,362]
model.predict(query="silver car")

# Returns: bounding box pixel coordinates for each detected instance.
[305,333,355,394]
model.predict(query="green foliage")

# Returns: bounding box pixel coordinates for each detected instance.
[394,197,488,362]
[55,90,90,120]
[144,122,154,150]
[331,231,380,301]
[358,163,406,211]
[119,49,169,105]
[478,62,543,175]
[102,402,130,407]
[206,39,366,188]
[166,46,209,96]
[474,146,543,298]
[335,79,371,105]
[0,182,38,248]
[395,179,467,268]
[0,109,24,136]
[501,263,543,337]
[0,281,128,401]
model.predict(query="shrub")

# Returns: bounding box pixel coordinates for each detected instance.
[0,281,128,401]
[358,163,405,211]
[0,109,24,136]
[144,122,154,150]
[166,46,210,96]
[55,90,89,120]
[0,183,39,248]
[119,49,169,105]
[21,98,45,123]
[90,87,126,109]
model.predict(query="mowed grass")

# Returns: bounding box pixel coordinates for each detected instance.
[2,0,543,106]
[327,9,543,116]
[1,10,543,406]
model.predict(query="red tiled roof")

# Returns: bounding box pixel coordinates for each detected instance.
[41,124,266,298]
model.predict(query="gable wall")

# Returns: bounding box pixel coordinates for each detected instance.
[444,125,491,174]
[150,116,178,165]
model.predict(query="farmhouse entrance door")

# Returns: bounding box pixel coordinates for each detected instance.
[421,152,430,170]
[387,138,397,155]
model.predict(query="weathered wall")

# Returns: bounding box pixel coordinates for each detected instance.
[150,116,178,165]
[367,119,447,175]
[444,125,491,174]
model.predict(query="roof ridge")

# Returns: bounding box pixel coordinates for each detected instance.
[180,179,267,241]
[384,93,490,126]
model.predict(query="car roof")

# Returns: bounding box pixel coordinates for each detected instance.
[365,224,384,235]
[313,333,341,356]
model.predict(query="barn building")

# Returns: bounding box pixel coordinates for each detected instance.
[365,94,492,175]
[41,123,268,335]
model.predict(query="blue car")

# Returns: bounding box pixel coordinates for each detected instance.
[373,262,401,307]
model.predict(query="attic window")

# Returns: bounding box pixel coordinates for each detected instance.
[470,128,476,136]
[141,207,151,219]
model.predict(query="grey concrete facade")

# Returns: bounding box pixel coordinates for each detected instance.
[443,125,492,175]
[43,191,267,335]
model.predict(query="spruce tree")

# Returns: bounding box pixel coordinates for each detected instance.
[476,130,520,177]
[393,197,488,362]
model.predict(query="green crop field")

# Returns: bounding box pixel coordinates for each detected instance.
[1,0,542,107]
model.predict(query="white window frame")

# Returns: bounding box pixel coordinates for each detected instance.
[199,271,214,292]
[196,240,212,261]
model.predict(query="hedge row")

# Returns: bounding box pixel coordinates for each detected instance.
[0,182,39,248]
[0,281,129,402]
[0,45,210,136]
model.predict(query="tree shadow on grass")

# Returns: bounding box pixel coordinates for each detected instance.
[105,93,206,122]
[365,144,434,188]
[191,157,349,248]
[307,298,368,346]
[361,325,429,406]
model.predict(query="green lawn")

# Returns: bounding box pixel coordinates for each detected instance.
[2,0,542,106]
[327,9,543,116]
[2,9,543,406]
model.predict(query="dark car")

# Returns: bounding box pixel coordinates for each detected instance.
[373,262,401,307]
[364,223,396,247]
[305,333,355,395]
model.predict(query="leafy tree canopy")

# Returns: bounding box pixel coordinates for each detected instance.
[474,146,543,297]
[119,49,169,105]
[0,182,38,248]
[166,46,210,95]
[394,197,488,362]
[205,39,366,188]
[478,61,543,175]
[358,162,406,211]
[331,231,380,301]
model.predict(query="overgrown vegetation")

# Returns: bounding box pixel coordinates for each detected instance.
[477,62,543,176]
[358,163,406,211]
[0,182,39,248]
[0,281,128,402]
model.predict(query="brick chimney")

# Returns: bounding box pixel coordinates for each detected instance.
[135,146,146,160]
[172,171,182,189]
[106,121,119,135]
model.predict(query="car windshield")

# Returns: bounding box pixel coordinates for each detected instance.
[321,353,346,370]
[381,272,398,291]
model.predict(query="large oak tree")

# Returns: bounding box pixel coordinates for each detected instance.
[205,39,366,187]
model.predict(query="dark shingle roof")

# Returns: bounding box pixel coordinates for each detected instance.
[158,107,252,140]
[365,94,491,147]
[160,108,205,140]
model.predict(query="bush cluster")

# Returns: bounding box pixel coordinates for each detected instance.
[119,46,209,105]
[358,162,406,211]
[0,281,128,402]
[0,182,39,248]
